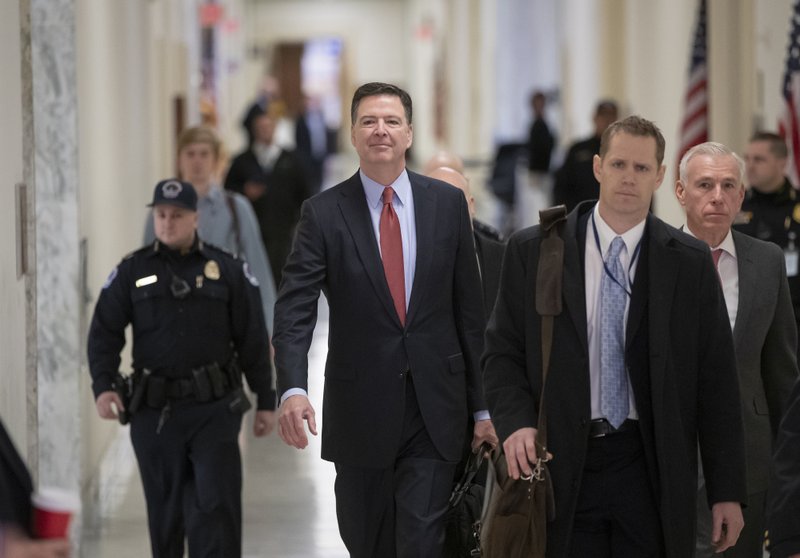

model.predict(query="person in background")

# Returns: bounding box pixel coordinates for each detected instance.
[553,99,618,212]
[426,165,504,311]
[144,125,277,334]
[422,150,465,175]
[1,419,71,558]
[225,109,311,287]
[422,153,503,241]
[91,180,275,557]
[675,141,798,558]
[426,165,504,488]
[515,90,557,229]
[527,91,556,178]
[273,82,496,557]
[483,116,746,556]
[768,376,800,558]
[733,132,800,356]
[295,93,335,194]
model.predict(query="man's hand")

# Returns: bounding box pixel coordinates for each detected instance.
[471,419,498,453]
[278,395,318,449]
[502,427,539,480]
[94,391,124,421]
[252,410,276,437]
[4,525,71,557]
[710,501,744,553]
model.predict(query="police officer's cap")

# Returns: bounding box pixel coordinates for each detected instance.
[148,179,198,211]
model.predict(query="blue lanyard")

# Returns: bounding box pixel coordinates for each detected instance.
[591,211,641,297]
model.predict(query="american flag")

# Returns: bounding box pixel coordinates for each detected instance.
[676,0,708,171]
[779,0,800,187]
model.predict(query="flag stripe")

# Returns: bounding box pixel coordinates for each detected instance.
[676,0,708,171]
[780,0,800,187]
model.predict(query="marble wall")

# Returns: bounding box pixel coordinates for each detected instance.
[23,0,82,495]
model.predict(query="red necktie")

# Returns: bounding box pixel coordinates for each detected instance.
[712,248,723,285]
[380,187,406,325]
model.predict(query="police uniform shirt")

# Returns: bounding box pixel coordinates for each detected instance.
[88,237,275,410]
[733,177,800,321]
[143,185,277,333]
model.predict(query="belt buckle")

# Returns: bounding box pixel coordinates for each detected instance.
[590,418,611,438]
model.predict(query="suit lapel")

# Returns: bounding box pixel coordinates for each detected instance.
[337,173,402,325]
[732,231,755,345]
[406,174,435,325]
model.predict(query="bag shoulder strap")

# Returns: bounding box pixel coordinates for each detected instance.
[534,204,567,456]
[224,191,243,257]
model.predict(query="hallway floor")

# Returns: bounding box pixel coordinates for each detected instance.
[81,301,348,557]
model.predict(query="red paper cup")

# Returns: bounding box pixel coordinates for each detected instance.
[31,487,80,539]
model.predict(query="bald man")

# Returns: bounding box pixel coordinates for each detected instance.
[423,151,465,175]
[427,166,504,315]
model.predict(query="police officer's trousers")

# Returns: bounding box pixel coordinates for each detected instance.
[130,394,244,557]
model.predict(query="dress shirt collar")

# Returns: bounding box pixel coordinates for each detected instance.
[592,203,646,259]
[682,225,738,260]
[253,142,281,170]
[360,169,412,210]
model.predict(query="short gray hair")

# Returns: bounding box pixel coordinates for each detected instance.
[678,142,745,186]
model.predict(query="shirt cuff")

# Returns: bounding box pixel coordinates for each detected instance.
[280,387,308,405]
[473,410,491,422]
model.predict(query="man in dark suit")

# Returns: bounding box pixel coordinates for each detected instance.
[553,100,618,212]
[768,376,800,558]
[675,141,799,558]
[225,109,311,286]
[483,116,746,557]
[426,165,504,312]
[273,82,497,558]
[295,94,334,194]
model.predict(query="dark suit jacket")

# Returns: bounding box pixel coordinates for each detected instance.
[474,226,505,315]
[730,231,798,494]
[224,148,310,284]
[768,376,800,558]
[274,170,486,467]
[483,202,746,558]
[0,419,33,535]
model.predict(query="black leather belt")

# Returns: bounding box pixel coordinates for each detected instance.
[588,418,638,438]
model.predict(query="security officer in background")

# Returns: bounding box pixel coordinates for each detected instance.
[87,179,276,557]
[733,132,800,355]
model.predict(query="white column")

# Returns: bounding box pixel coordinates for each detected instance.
[26,0,82,498]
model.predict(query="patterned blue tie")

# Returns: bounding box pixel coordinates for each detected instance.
[600,236,629,429]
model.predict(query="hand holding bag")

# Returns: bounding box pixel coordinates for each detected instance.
[482,205,566,558]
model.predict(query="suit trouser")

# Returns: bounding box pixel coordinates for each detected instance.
[696,476,766,557]
[130,394,244,558]
[334,376,457,558]
[569,422,664,558]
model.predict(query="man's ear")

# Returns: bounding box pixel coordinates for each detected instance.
[592,154,602,182]
[675,180,686,206]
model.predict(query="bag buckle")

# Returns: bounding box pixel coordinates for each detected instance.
[521,452,549,482]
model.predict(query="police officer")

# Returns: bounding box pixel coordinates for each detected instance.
[733,132,800,354]
[88,179,276,557]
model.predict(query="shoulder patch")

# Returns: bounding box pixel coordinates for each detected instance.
[102,267,119,289]
[243,262,259,287]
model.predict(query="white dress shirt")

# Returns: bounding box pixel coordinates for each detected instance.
[585,204,644,421]
[683,226,738,330]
